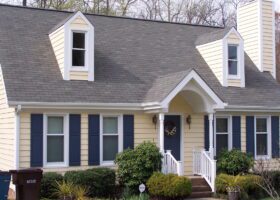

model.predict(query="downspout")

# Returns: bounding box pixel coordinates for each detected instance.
[14,105,21,170]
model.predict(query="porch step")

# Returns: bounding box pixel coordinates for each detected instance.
[189,176,213,199]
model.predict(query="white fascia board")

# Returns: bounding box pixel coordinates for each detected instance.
[8,101,144,110]
[217,105,280,113]
[160,70,225,109]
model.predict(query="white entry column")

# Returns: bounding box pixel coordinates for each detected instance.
[208,113,214,159]
[159,113,165,153]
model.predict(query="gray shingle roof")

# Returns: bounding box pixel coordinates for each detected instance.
[1,4,280,108]
[195,27,232,45]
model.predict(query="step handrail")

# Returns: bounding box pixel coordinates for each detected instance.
[162,150,183,176]
[193,149,216,192]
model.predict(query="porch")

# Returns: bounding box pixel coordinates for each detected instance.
[147,71,225,192]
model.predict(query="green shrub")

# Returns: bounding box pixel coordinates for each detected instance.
[217,149,254,175]
[215,173,263,199]
[64,168,116,198]
[40,172,63,199]
[115,142,162,193]
[147,172,192,199]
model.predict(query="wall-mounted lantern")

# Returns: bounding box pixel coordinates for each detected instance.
[186,115,191,129]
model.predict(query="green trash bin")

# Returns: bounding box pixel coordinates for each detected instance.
[0,171,11,200]
[10,169,43,200]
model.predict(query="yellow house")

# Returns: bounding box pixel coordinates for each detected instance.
[0,0,278,197]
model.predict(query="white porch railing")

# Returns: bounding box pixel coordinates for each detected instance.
[193,149,216,192]
[162,150,183,176]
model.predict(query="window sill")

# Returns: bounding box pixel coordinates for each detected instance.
[43,163,68,168]
[70,67,88,72]
[228,75,240,80]
[100,162,116,167]
[255,155,271,160]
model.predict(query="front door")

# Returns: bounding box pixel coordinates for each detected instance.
[164,115,181,161]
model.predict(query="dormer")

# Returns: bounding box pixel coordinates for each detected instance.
[196,27,245,88]
[49,12,94,81]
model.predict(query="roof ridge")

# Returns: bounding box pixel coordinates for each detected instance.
[0,3,224,29]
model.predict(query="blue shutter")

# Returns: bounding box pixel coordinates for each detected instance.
[31,114,43,167]
[271,116,280,158]
[123,115,134,149]
[69,114,81,166]
[88,115,100,165]
[204,115,209,151]
[246,116,255,157]
[232,116,241,150]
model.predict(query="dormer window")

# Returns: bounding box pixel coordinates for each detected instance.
[228,44,238,76]
[72,32,86,67]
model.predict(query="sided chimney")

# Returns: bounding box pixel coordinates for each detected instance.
[237,0,276,78]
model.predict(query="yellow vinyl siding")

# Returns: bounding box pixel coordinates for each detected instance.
[197,40,224,85]
[238,1,260,69]
[69,71,88,80]
[19,112,30,168]
[0,73,15,170]
[261,0,274,73]
[227,32,241,44]
[228,79,241,87]
[49,27,65,77]
[134,114,157,146]
[70,16,89,30]
[81,113,88,166]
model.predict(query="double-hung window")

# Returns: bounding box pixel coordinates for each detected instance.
[44,115,68,167]
[215,117,231,156]
[228,45,238,76]
[72,32,86,67]
[101,115,123,164]
[255,117,270,158]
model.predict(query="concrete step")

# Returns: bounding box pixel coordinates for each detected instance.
[189,191,213,198]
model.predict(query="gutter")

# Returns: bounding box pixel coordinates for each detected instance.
[14,105,21,170]
[218,105,280,113]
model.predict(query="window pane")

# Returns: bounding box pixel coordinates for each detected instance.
[103,136,118,161]
[256,118,267,132]
[228,60,238,75]
[72,50,85,66]
[216,118,228,133]
[48,116,63,134]
[103,117,118,134]
[257,134,267,156]
[228,45,237,60]
[216,134,228,157]
[47,136,64,162]
[73,32,85,49]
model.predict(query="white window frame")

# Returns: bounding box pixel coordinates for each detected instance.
[227,44,240,79]
[214,116,232,156]
[100,114,123,166]
[254,116,271,159]
[43,113,69,168]
[70,30,89,71]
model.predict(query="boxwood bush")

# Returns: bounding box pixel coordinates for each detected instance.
[64,168,116,198]
[40,172,63,199]
[147,172,192,199]
[217,149,254,175]
[215,173,264,199]
[115,141,162,193]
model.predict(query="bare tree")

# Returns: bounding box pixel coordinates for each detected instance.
[254,159,280,200]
